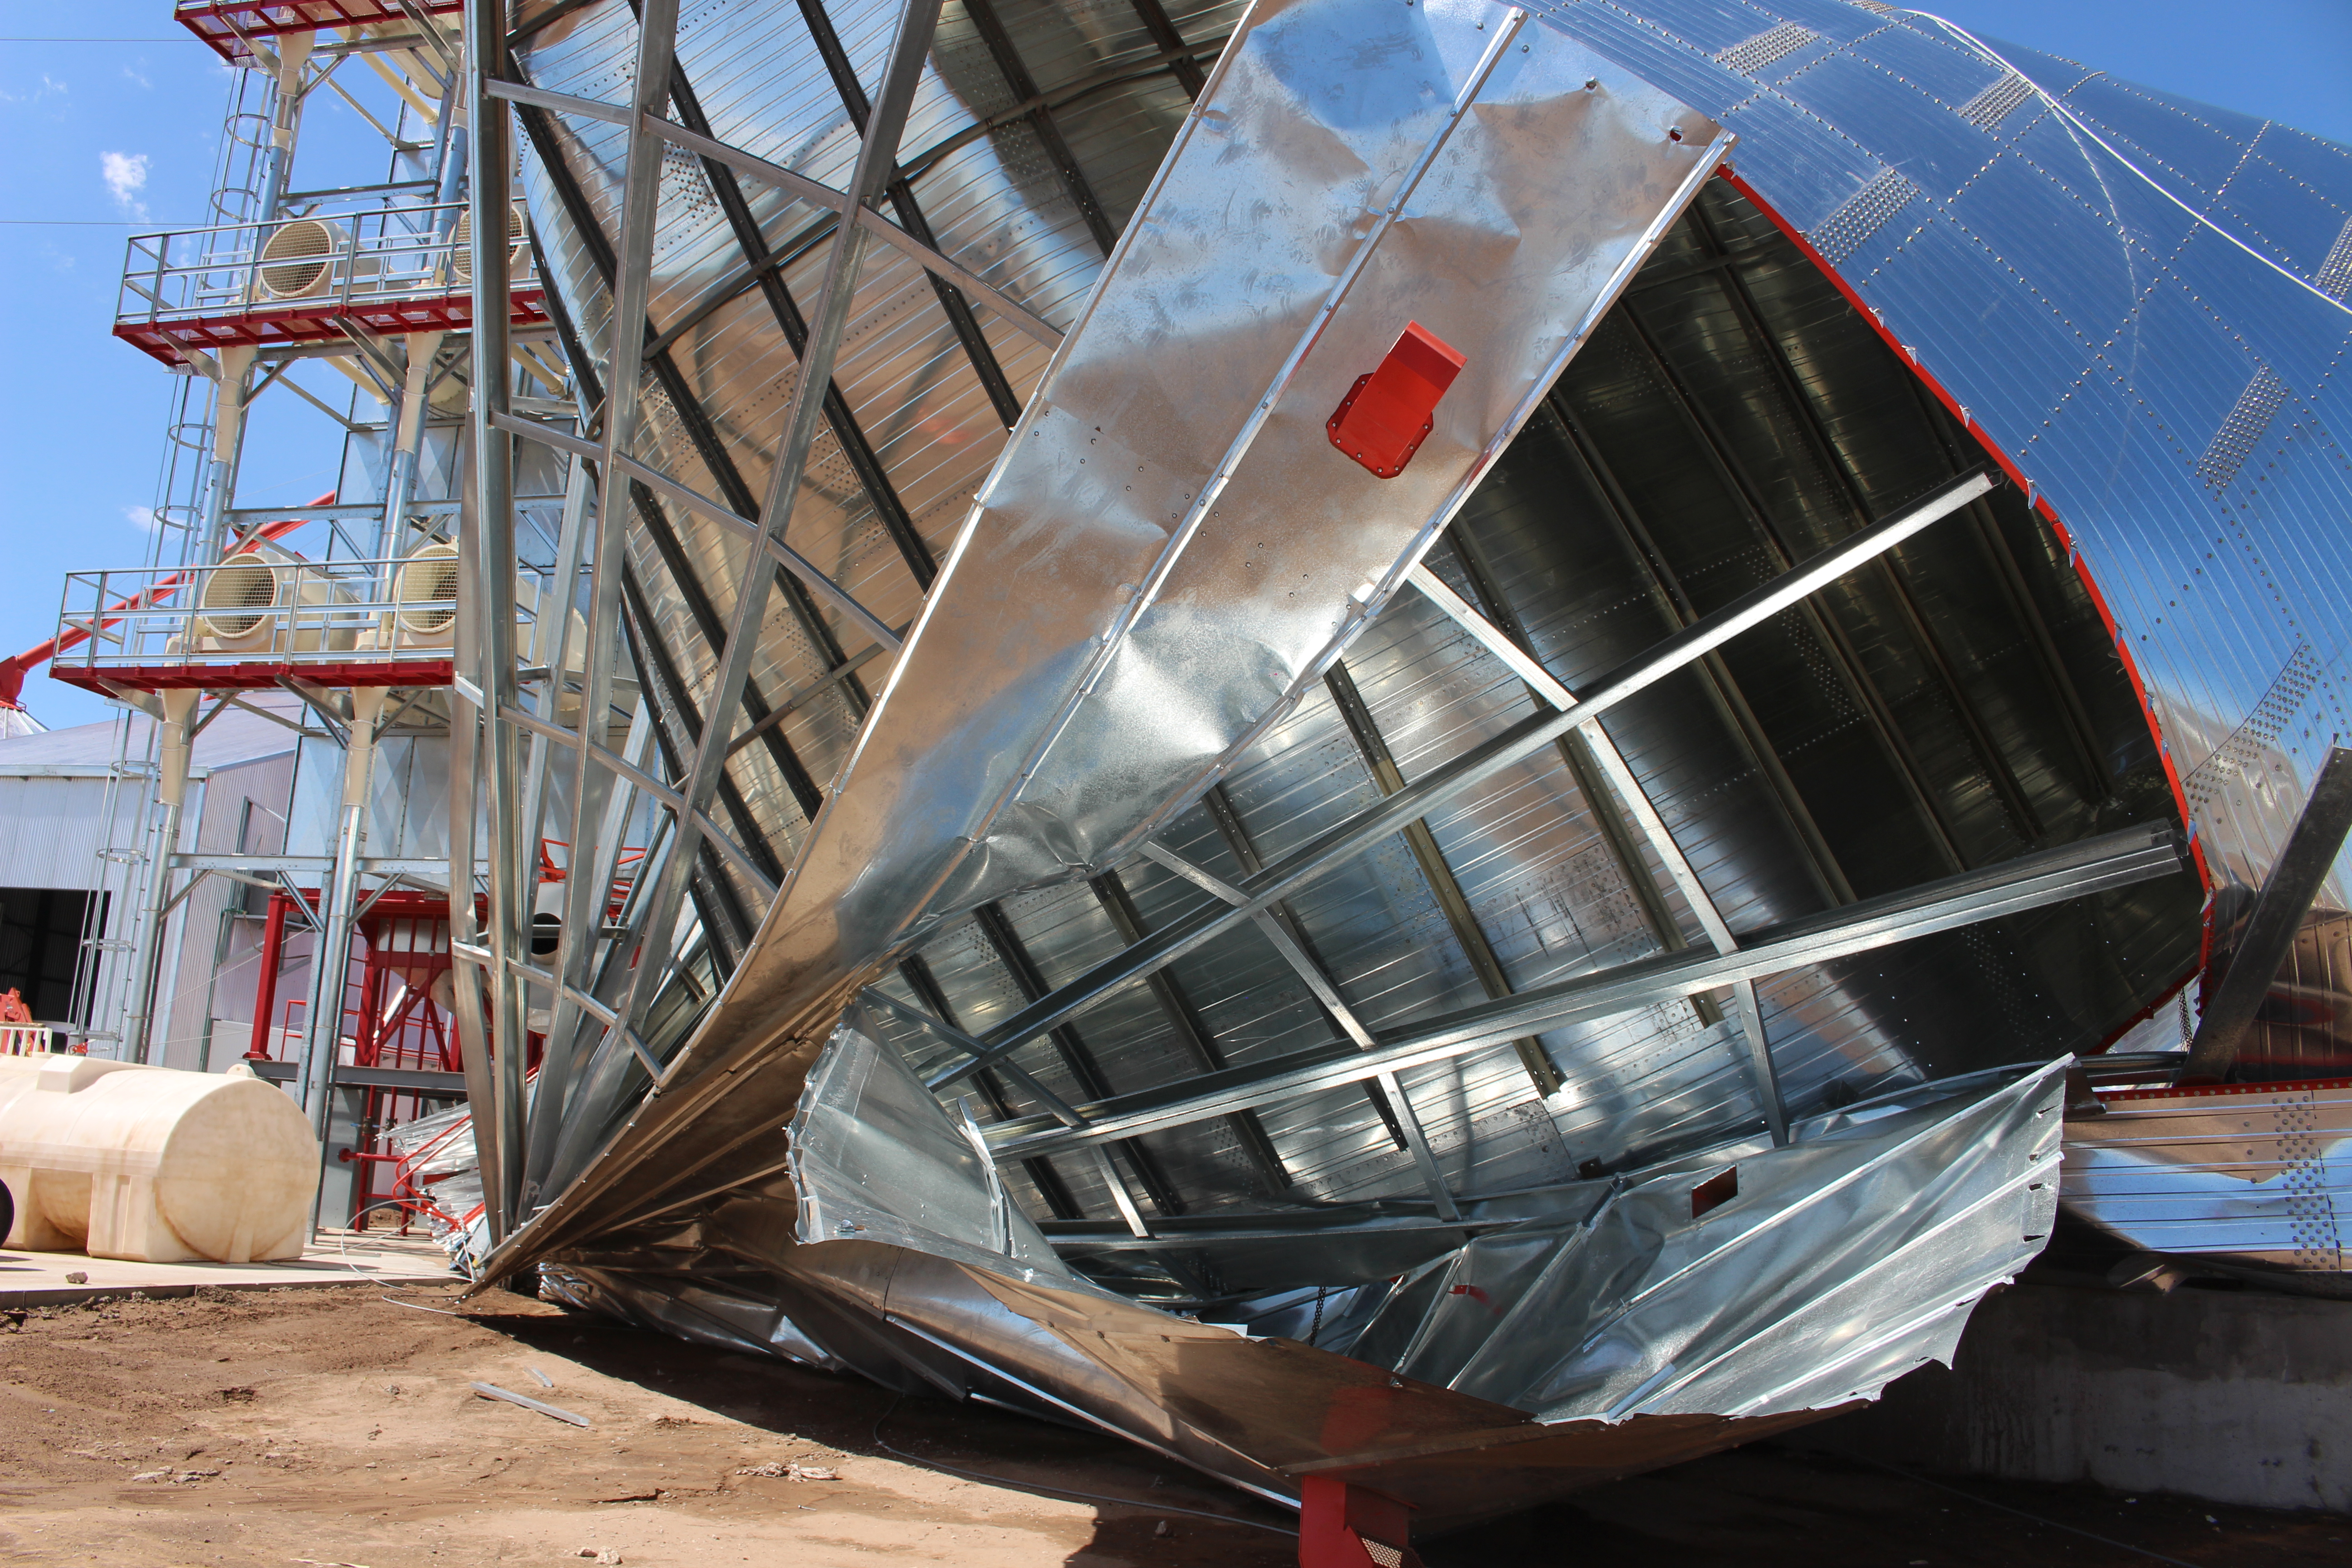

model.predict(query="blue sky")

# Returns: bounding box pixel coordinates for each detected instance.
[1,1,2347,732]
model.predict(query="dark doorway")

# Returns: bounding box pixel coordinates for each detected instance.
[0,887,105,1034]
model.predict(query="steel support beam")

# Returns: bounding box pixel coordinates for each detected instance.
[990,823,2186,1160]
[1407,564,1788,1143]
[2182,746,2352,1080]
[1321,659,1564,1100]
[894,951,1083,1218]
[461,0,535,1240]
[926,466,1996,1091]
[614,0,947,1054]
[1617,301,1970,873]
[968,901,1187,1218]
[488,413,903,652]
[506,84,872,823]
[1085,871,1292,1196]
[960,0,1120,255]
[1551,399,1857,909]
[1194,783,1411,1154]
[1683,192,2061,834]
[1135,841,1460,1220]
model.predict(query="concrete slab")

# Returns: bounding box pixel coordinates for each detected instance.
[0,1228,457,1308]
[1794,1278,2352,1512]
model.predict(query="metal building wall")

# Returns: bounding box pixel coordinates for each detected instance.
[1532,0,2352,896]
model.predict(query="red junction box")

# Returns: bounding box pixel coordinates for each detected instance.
[1326,321,1467,480]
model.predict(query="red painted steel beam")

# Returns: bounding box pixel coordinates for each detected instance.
[50,659,457,694]
[175,0,464,66]
[113,290,548,368]
[1298,1476,1424,1568]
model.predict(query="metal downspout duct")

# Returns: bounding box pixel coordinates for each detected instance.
[123,687,202,1065]
[295,688,388,1146]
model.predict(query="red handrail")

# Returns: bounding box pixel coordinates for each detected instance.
[2,494,334,709]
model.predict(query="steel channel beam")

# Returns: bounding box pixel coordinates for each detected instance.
[1892,368,2115,801]
[488,413,902,656]
[1121,0,1207,98]
[646,110,1061,356]
[1406,564,1789,1143]
[1686,193,2063,831]
[793,0,1035,426]
[522,244,786,977]
[527,698,657,1194]
[463,0,534,1237]
[1135,840,1462,1221]
[617,0,948,1050]
[505,90,871,828]
[894,951,1084,1218]
[519,431,617,1201]
[1616,300,1971,875]
[959,0,1121,255]
[989,823,2186,1159]
[510,455,594,1024]
[1321,658,1564,1100]
[1197,783,1413,1153]
[1085,871,1292,1196]
[496,0,699,1207]
[1437,527,1712,1021]
[496,701,776,896]
[526,247,771,970]
[968,901,1187,1218]
[1550,397,1858,909]
[2182,746,2352,1079]
[927,467,1996,1090]
[657,56,942,585]
[862,985,1089,1128]
[617,570,771,936]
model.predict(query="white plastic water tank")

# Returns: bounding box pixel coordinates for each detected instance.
[0,1054,319,1263]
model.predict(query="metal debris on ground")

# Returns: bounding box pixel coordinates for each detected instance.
[469,1380,590,1427]
[735,1460,839,1480]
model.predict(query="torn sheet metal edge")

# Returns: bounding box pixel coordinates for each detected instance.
[786,1018,2063,1433]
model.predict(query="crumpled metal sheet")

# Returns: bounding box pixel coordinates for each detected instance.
[1345,1061,2065,1422]
[471,0,2248,1526]
[710,1021,2060,1512]
[387,1099,488,1272]
[540,1263,847,1369]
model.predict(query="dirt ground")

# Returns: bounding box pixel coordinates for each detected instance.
[0,1284,2345,1568]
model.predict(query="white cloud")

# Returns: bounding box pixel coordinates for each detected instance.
[100,151,150,219]
[122,64,152,91]
[0,74,69,108]
[124,505,159,533]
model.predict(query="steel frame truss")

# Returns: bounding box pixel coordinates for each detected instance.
[922,467,1999,1097]
[463,0,1137,1227]
[984,821,2185,1162]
